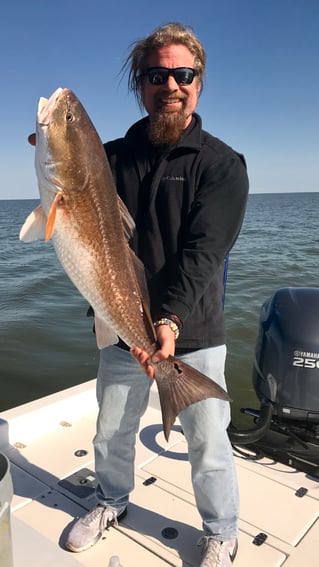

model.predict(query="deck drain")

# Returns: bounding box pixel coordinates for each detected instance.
[161,527,178,539]
[143,476,157,486]
[253,532,267,546]
[74,449,88,457]
[295,487,308,497]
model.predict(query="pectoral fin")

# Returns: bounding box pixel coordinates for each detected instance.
[45,192,63,241]
[19,205,47,242]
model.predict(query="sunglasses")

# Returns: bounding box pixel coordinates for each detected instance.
[139,67,197,86]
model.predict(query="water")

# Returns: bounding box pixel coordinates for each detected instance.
[224,191,319,421]
[0,199,98,410]
[1,194,319,424]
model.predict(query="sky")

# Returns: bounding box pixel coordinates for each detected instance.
[0,0,318,199]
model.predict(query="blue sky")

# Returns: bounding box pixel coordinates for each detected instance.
[1,0,318,198]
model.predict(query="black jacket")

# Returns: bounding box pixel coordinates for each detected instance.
[104,113,249,351]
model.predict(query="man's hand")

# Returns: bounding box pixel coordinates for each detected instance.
[130,323,176,379]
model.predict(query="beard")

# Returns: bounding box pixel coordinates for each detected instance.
[147,106,189,146]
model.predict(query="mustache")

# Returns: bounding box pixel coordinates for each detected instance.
[154,93,187,104]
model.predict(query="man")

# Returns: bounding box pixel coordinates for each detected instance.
[65,22,249,566]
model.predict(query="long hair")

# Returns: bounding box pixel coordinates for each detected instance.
[123,22,206,110]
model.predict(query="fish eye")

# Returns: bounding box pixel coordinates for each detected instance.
[66,112,74,122]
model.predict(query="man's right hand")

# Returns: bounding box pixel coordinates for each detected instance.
[130,323,176,379]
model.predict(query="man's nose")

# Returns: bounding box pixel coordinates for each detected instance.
[165,75,179,89]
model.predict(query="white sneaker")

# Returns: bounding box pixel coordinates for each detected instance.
[198,537,238,567]
[65,504,127,552]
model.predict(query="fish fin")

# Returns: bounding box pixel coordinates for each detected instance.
[94,313,119,349]
[19,205,47,242]
[154,356,231,441]
[129,249,149,300]
[129,248,156,341]
[45,192,63,241]
[118,196,135,240]
[141,297,157,342]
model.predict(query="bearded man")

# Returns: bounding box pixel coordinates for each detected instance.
[65,22,249,567]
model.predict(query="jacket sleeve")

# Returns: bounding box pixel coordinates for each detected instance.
[160,152,249,323]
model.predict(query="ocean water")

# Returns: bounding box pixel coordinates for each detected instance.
[1,194,319,424]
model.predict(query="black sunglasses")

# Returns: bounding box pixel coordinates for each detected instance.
[139,67,197,86]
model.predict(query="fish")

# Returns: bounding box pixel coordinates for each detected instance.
[20,87,231,440]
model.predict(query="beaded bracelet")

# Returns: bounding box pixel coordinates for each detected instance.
[153,317,180,340]
[161,312,183,330]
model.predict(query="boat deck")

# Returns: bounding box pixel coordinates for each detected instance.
[0,379,318,566]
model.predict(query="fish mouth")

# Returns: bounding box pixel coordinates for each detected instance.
[37,87,64,125]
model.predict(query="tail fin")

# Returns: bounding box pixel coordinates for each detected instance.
[154,355,231,441]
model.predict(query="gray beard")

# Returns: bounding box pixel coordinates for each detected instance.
[148,110,188,146]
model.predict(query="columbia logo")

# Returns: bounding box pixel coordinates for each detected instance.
[162,175,185,182]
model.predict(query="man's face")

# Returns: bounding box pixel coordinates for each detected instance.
[141,43,201,144]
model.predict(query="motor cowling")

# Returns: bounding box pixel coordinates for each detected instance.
[253,287,319,424]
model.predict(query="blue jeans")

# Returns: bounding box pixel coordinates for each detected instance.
[94,345,239,540]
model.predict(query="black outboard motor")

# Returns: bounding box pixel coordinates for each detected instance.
[229,287,319,477]
[253,287,319,424]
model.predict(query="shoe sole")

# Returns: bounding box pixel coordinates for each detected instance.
[65,506,128,553]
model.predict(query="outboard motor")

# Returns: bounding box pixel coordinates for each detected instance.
[254,287,319,424]
[229,287,319,477]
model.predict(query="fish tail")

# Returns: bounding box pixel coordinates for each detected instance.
[154,356,231,441]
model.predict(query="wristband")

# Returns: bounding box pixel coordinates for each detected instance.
[153,317,180,340]
[161,312,183,330]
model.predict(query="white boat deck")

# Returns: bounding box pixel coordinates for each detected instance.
[0,379,318,566]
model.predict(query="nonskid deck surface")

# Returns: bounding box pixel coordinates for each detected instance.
[0,380,318,566]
